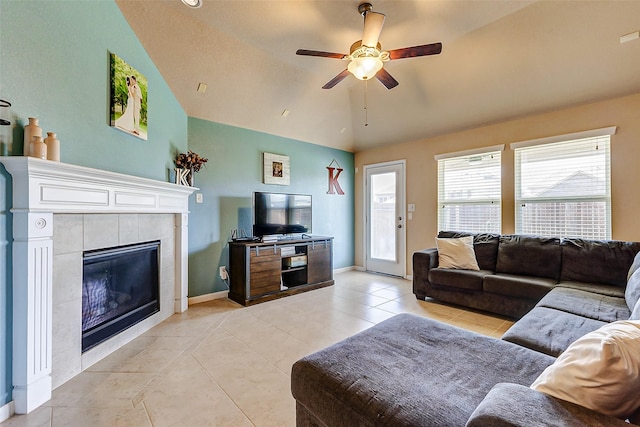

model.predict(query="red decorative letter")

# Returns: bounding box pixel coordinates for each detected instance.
[327,167,345,195]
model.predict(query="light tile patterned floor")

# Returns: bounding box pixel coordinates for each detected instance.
[1,271,513,427]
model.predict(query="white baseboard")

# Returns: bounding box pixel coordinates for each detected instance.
[334,266,357,274]
[0,400,14,423]
[188,290,229,305]
[347,266,411,280]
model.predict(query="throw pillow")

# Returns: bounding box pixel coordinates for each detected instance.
[626,268,640,311]
[531,320,640,420]
[435,235,480,271]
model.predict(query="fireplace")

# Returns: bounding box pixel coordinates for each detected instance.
[82,241,160,352]
[0,156,196,414]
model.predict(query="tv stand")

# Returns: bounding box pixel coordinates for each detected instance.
[228,236,334,306]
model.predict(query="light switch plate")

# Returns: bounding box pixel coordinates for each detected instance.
[196,193,203,203]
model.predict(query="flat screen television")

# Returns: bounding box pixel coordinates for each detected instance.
[253,192,312,237]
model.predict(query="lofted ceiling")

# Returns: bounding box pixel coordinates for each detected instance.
[116,0,640,152]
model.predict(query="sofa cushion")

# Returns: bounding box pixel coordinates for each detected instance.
[435,236,479,270]
[291,313,554,427]
[561,238,640,287]
[429,268,492,291]
[502,306,607,357]
[483,273,555,300]
[538,287,630,323]
[626,269,640,311]
[556,281,625,298]
[531,320,640,420]
[466,383,630,427]
[437,231,500,271]
[495,235,561,280]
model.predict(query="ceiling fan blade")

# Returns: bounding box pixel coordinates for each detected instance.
[361,11,385,48]
[296,49,348,60]
[376,68,399,90]
[387,42,442,60]
[322,69,351,89]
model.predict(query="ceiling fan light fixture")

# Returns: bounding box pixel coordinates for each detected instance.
[181,0,202,8]
[348,56,383,80]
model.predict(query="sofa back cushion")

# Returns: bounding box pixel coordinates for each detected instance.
[437,231,500,271]
[629,251,640,281]
[561,239,640,287]
[626,269,640,312]
[631,299,640,321]
[495,235,561,280]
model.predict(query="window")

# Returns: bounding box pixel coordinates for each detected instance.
[512,127,614,239]
[436,145,503,233]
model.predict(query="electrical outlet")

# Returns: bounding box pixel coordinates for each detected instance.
[219,266,228,280]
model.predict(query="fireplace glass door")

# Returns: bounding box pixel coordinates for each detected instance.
[82,240,160,352]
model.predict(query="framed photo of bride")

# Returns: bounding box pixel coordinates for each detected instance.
[109,52,148,141]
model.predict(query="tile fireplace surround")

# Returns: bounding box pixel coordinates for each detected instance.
[0,157,196,415]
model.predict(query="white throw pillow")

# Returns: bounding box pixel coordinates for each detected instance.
[435,236,479,271]
[531,320,640,420]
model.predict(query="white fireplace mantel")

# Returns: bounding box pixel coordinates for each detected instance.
[0,157,196,414]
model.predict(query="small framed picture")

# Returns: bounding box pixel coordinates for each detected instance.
[263,152,290,185]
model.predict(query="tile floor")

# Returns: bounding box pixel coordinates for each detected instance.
[1,270,514,427]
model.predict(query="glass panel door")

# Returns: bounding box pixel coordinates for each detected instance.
[365,161,405,277]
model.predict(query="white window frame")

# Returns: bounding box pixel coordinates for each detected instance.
[511,127,616,239]
[435,145,504,234]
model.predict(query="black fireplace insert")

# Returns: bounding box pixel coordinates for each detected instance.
[82,240,160,352]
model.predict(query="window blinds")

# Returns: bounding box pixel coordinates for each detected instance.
[437,149,502,233]
[514,135,611,239]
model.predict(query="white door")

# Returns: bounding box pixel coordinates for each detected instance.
[365,161,406,277]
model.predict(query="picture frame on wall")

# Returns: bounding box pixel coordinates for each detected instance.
[263,152,290,185]
[109,52,148,140]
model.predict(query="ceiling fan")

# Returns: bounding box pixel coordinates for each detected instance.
[296,2,442,90]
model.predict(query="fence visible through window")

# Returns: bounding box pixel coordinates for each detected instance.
[436,147,502,234]
[513,130,612,239]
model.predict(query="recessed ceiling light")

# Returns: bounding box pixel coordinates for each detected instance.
[181,0,202,8]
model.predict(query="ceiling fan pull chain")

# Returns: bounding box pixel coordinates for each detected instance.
[364,80,369,127]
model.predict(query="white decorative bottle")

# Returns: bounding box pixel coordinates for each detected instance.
[24,117,42,156]
[44,132,60,161]
[30,135,47,159]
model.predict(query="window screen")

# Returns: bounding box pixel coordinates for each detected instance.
[437,149,501,233]
[514,135,611,239]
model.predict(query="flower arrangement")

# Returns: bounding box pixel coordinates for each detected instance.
[174,150,208,172]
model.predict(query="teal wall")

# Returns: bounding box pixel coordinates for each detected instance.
[0,0,188,406]
[187,118,355,296]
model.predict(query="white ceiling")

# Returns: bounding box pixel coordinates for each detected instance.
[116,0,640,152]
